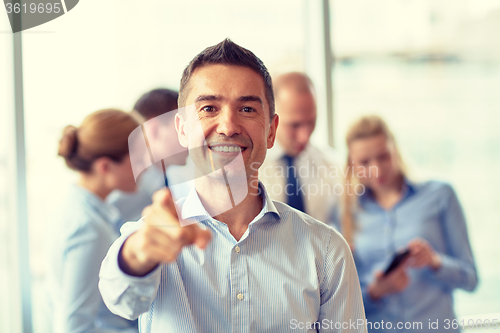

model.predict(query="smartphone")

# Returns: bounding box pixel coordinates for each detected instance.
[383,249,411,276]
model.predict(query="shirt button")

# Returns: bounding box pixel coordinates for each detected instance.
[140,296,148,302]
[237,293,244,300]
[235,246,241,253]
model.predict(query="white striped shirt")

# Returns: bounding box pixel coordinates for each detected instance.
[99,184,367,332]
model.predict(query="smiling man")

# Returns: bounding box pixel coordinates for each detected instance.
[99,39,367,333]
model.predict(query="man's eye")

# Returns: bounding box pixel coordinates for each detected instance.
[241,106,255,113]
[201,106,215,112]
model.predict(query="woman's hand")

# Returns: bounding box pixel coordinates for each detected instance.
[368,266,410,300]
[407,238,442,271]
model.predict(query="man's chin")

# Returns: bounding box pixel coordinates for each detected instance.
[285,148,302,157]
[199,164,246,180]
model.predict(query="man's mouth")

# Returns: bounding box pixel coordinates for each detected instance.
[208,144,246,153]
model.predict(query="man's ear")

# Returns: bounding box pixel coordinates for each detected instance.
[175,113,189,148]
[267,114,279,149]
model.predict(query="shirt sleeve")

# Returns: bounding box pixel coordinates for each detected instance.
[428,185,478,291]
[317,231,368,333]
[57,223,112,333]
[98,221,162,321]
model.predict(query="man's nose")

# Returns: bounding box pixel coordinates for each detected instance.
[297,126,312,145]
[216,108,241,137]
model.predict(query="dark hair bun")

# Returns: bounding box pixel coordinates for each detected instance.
[58,125,78,159]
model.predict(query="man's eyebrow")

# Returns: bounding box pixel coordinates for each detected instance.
[195,95,223,103]
[238,95,263,105]
[194,95,263,105]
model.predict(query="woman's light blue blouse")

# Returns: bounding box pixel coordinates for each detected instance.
[45,184,138,333]
[335,179,478,332]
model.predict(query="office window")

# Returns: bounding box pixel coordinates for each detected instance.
[331,0,500,319]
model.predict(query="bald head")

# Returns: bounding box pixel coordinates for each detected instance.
[273,72,317,157]
[273,72,315,96]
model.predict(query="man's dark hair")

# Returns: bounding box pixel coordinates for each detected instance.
[178,38,275,120]
[134,88,179,120]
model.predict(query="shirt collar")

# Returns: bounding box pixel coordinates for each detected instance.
[255,182,280,222]
[180,181,280,224]
[401,177,417,199]
[359,176,417,206]
[180,186,211,220]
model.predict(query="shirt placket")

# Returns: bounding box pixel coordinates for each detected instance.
[386,210,396,253]
[229,240,249,333]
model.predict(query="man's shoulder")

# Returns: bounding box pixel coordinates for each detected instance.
[272,200,345,244]
[410,179,458,209]
[303,143,343,167]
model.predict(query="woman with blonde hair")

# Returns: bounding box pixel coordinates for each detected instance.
[45,109,139,333]
[339,115,477,332]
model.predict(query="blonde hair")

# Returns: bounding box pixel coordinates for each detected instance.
[58,109,139,172]
[342,115,406,245]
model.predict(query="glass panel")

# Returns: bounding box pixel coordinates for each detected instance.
[331,0,500,319]
[0,15,20,333]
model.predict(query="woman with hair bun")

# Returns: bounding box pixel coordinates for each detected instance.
[338,115,478,332]
[45,109,139,333]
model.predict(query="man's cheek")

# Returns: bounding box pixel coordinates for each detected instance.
[186,122,208,150]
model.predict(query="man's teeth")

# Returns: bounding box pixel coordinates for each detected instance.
[211,146,243,152]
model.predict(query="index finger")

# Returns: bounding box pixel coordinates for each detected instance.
[152,188,179,220]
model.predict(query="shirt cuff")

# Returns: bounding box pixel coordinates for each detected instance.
[99,221,162,319]
[427,253,459,287]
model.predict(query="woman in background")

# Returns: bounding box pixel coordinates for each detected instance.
[340,115,478,332]
[45,109,139,333]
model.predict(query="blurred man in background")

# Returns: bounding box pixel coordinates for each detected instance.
[259,72,341,223]
[107,88,188,224]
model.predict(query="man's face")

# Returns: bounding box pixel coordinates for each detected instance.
[176,64,278,181]
[275,90,316,157]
